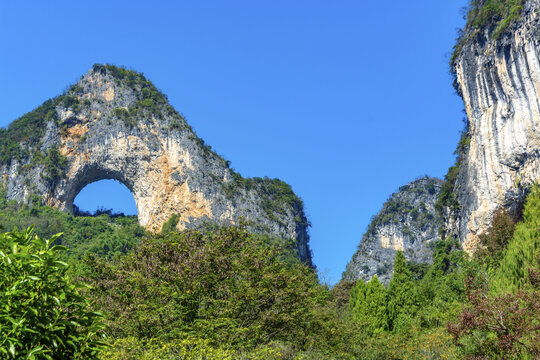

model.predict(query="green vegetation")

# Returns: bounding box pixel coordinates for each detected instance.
[0,99,58,166]
[365,177,438,238]
[492,184,540,292]
[93,64,173,122]
[223,174,308,227]
[0,190,145,261]
[475,208,517,271]
[435,128,471,231]
[0,228,106,359]
[349,275,388,336]
[1,183,539,358]
[161,213,180,234]
[451,0,526,66]
[387,251,419,332]
[0,87,73,187]
[42,146,68,186]
[84,224,359,358]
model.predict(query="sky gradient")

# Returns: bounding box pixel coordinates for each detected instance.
[1,0,469,284]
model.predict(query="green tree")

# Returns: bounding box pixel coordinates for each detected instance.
[83,224,352,355]
[0,227,106,359]
[350,276,389,336]
[493,185,540,293]
[387,251,418,332]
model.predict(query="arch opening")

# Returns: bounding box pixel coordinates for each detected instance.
[73,179,138,217]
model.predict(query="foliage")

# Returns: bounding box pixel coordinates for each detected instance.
[445,185,540,358]
[0,85,74,170]
[161,213,180,234]
[83,224,352,355]
[451,0,526,66]
[359,327,458,360]
[475,208,517,271]
[492,184,540,292]
[0,227,106,359]
[365,177,438,238]
[223,174,308,227]
[386,251,419,332]
[349,275,389,336]
[435,128,470,231]
[93,64,171,121]
[0,99,58,165]
[448,270,540,359]
[0,196,146,261]
[42,146,68,186]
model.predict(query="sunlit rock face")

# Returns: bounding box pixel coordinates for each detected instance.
[448,0,540,253]
[0,65,312,265]
[342,177,442,285]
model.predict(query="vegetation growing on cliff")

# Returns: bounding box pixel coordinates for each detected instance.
[364,177,439,238]
[223,173,308,227]
[451,0,526,65]
[435,127,471,233]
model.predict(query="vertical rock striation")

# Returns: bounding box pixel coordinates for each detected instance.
[0,64,312,264]
[448,0,540,252]
[342,177,442,284]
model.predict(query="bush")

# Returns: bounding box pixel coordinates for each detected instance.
[0,227,106,359]
[83,224,354,355]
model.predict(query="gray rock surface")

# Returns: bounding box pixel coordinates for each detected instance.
[342,177,442,284]
[447,0,540,253]
[0,64,312,265]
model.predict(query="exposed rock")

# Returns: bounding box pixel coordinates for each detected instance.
[0,64,312,265]
[446,0,540,253]
[342,177,442,285]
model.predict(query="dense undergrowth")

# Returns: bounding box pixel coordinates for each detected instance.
[0,183,538,358]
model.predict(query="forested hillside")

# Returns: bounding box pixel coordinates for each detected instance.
[1,0,539,358]
[0,184,538,358]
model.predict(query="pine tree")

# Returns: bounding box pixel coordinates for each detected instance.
[387,250,418,331]
[349,276,388,335]
[364,275,389,335]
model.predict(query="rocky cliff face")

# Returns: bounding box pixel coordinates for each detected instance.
[0,64,311,264]
[342,177,442,284]
[446,0,540,253]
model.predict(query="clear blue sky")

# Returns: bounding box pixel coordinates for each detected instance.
[0,1,468,284]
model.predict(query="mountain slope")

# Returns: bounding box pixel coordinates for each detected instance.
[443,0,540,252]
[0,64,312,264]
[342,177,442,284]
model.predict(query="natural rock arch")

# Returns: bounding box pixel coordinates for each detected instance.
[0,64,312,264]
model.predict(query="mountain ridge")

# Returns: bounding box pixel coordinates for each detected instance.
[0,64,312,265]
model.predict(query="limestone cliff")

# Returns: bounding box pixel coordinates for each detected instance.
[342,177,442,284]
[0,64,312,264]
[444,0,540,253]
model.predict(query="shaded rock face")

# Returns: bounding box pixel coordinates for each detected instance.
[342,177,442,285]
[448,0,540,253]
[0,65,312,265]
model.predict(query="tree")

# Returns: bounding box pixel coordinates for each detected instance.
[476,208,517,271]
[493,184,540,293]
[83,224,339,352]
[0,227,106,359]
[350,275,389,336]
[387,251,418,332]
[447,270,540,359]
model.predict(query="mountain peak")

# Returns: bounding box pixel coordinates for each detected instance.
[0,65,313,266]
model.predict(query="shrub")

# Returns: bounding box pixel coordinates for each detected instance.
[83,224,351,354]
[0,227,106,359]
